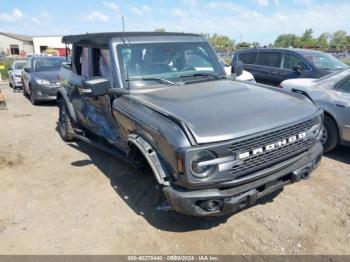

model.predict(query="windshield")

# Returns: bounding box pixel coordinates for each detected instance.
[302,52,348,71]
[33,58,65,72]
[117,42,224,87]
[14,61,26,69]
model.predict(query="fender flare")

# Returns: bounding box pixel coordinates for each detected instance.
[127,134,170,186]
[57,87,78,124]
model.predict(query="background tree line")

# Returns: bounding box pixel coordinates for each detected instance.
[274,29,350,49]
[154,28,350,51]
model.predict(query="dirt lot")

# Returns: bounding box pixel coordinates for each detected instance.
[0,83,349,255]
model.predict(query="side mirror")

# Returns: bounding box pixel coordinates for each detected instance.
[81,77,110,97]
[8,67,14,71]
[231,61,244,77]
[292,65,302,74]
[24,67,30,73]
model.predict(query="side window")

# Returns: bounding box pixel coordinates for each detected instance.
[80,47,89,77]
[73,46,90,77]
[238,52,257,64]
[335,78,350,93]
[90,48,113,87]
[256,52,281,68]
[283,54,308,70]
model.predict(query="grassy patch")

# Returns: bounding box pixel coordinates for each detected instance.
[0,58,17,80]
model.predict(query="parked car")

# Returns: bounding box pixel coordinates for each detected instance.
[8,60,26,91]
[232,48,349,86]
[21,56,66,105]
[57,32,323,217]
[218,57,256,82]
[280,68,350,152]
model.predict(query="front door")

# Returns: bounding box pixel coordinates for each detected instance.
[279,53,312,83]
[69,45,124,149]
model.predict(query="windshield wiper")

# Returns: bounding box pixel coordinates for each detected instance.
[179,72,225,82]
[126,77,175,85]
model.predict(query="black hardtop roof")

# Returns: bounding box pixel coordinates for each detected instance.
[62,32,203,46]
[236,48,327,55]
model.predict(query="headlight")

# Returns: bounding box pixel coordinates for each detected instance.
[190,151,216,178]
[35,79,51,85]
[307,115,323,138]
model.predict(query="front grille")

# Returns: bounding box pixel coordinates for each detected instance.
[228,118,315,179]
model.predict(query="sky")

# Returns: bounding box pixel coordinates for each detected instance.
[0,0,350,45]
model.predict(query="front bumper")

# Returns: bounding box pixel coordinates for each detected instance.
[13,78,22,87]
[163,142,323,216]
[32,83,59,101]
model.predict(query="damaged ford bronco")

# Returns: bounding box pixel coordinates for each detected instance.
[57,32,323,216]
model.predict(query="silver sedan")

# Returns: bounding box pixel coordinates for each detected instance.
[280,68,350,152]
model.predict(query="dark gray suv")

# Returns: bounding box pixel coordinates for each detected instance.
[232,48,348,86]
[57,32,323,217]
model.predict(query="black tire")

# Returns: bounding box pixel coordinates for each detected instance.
[58,99,75,142]
[9,81,12,88]
[29,87,38,105]
[22,80,28,97]
[321,115,339,153]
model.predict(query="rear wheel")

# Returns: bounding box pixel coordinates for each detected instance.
[321,115,339,152]
[58,99,75,142]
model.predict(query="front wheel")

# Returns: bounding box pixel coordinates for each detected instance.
[22,80,28,96]
[58,99,75,142]
[321,116,339,153]
[29,88,38,105]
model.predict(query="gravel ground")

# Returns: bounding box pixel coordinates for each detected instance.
[0,84,349,255]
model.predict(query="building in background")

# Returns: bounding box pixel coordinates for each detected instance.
[0,32,34,57]
[32,36,68,56]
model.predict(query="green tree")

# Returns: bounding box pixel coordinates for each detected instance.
[317,32,330,48]
[300,28,315,47]
[202,33,235,51]
[274,34,300,48]
[154,28,166,32]
[251,42,260,48]
[330,30,348,47]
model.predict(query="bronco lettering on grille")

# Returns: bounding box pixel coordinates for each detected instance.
[238,132,306,160]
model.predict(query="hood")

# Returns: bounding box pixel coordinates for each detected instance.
[132,80,319,144]
[33,71,60,82]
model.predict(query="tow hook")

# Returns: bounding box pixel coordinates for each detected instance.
[292,163,313,182]
[301,167,311,180]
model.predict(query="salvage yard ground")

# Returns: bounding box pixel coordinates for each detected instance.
[0,83,349,254]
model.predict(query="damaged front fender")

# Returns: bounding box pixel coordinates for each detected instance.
[127,134,170,186]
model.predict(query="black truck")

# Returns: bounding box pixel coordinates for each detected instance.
[57,32,323,216]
